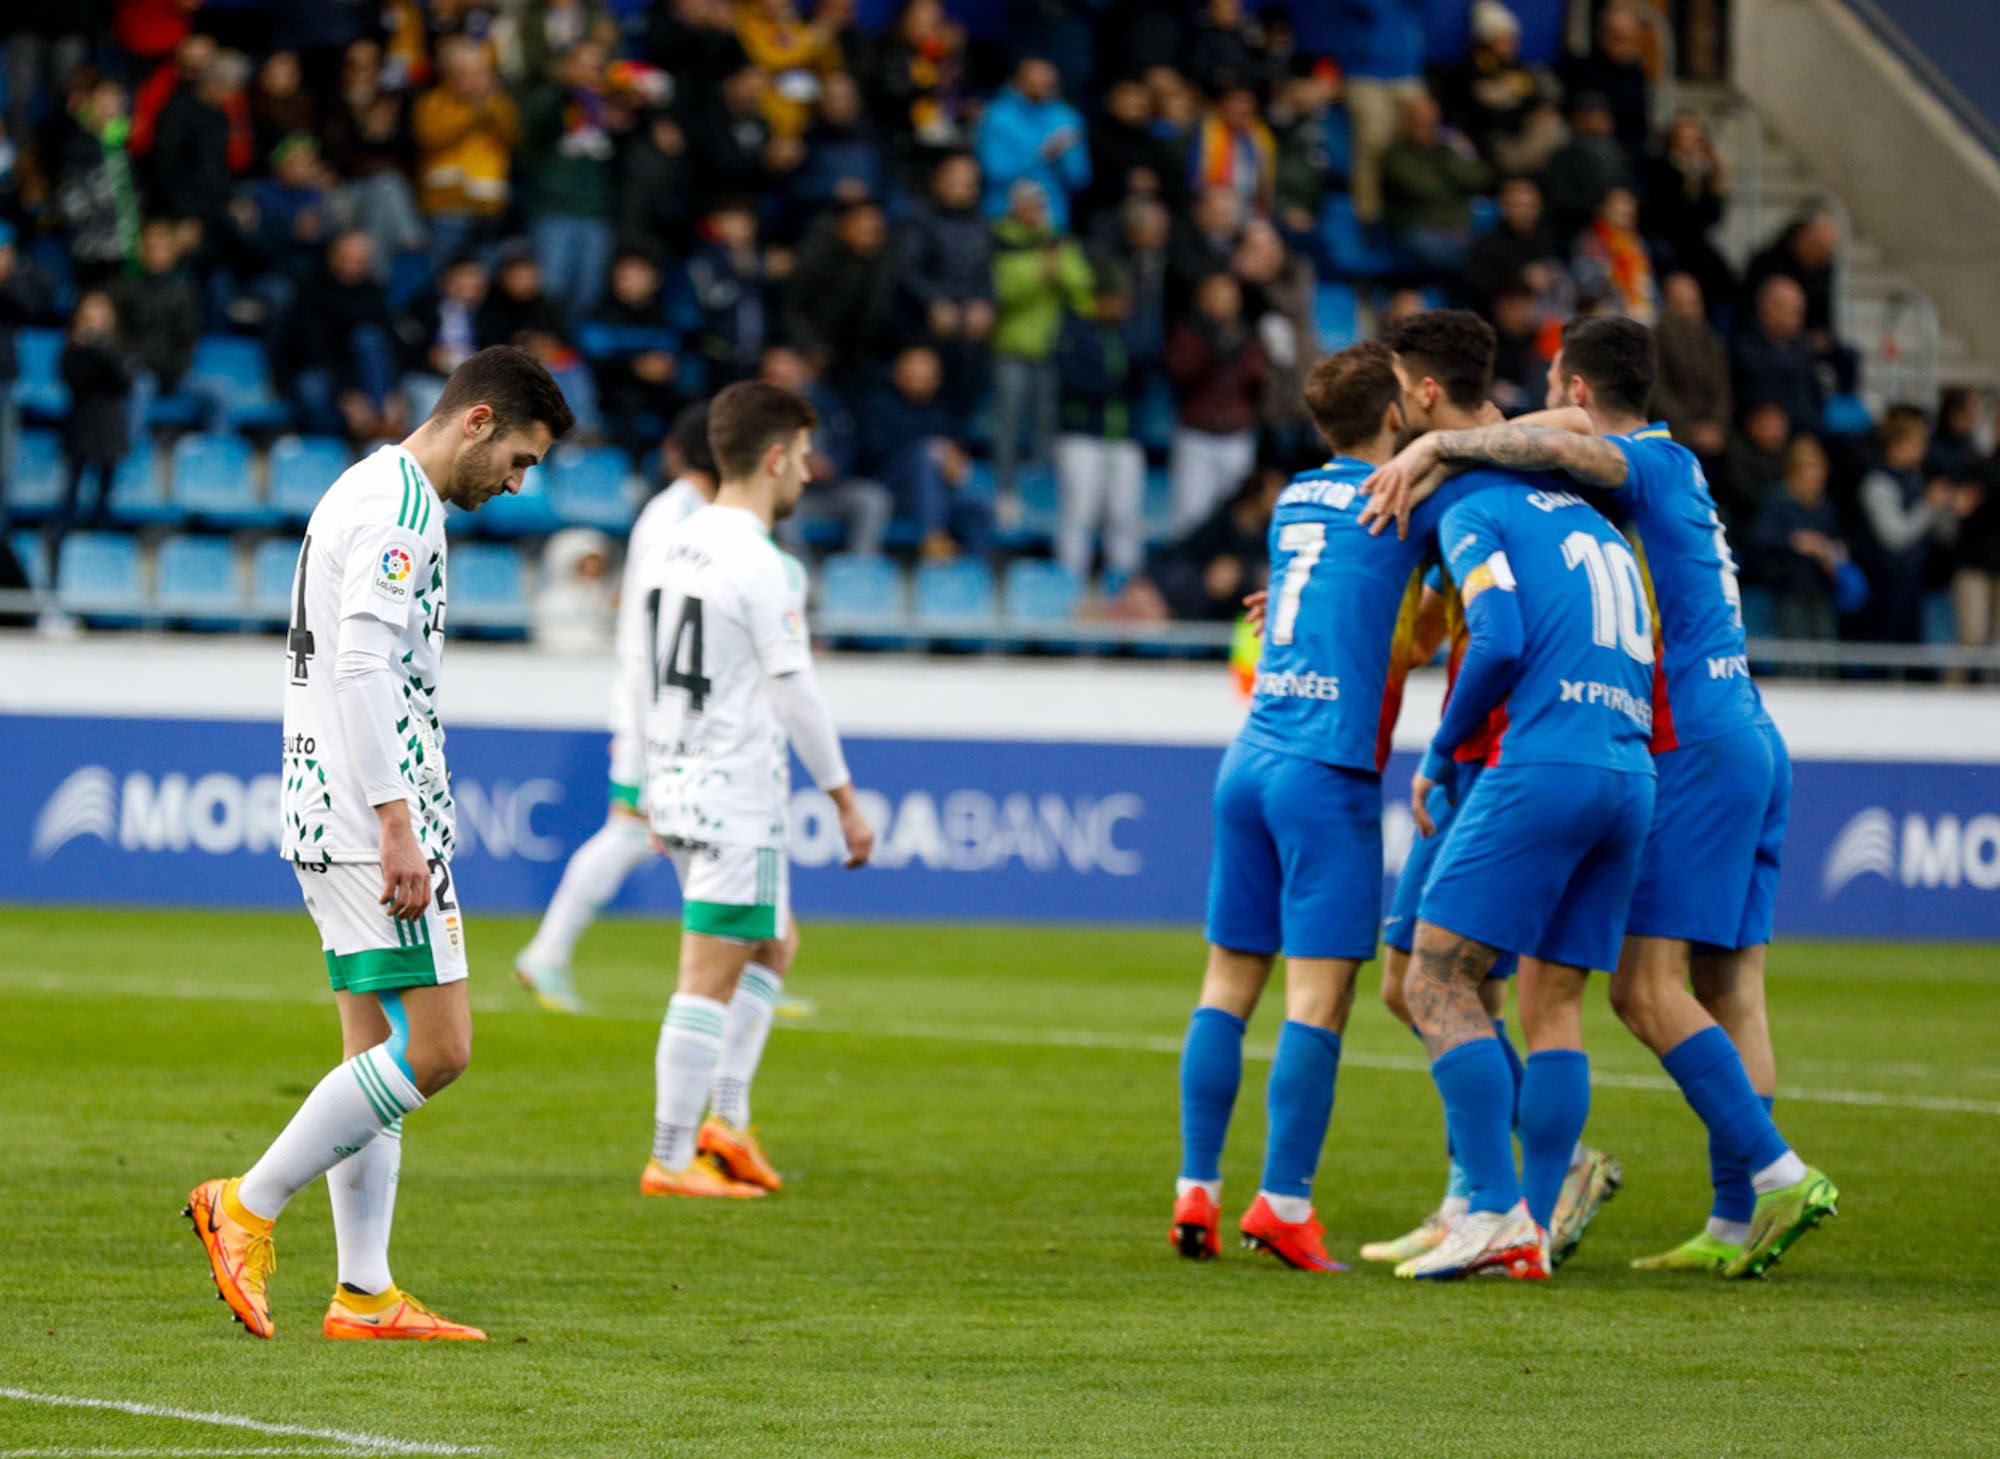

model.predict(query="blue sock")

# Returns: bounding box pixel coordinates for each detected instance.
[1660,1026,1790,1176]
[1518,1050,1591,1230]
[1709,1094,1774,1223]
[1493,1017,1525,1132]
[1430,1039,1520,1215]
[1411,1022,1461,1187]
[1179,1007,1245,1183]
[1261,1022,1341,1200]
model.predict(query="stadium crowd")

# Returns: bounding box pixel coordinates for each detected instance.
[0,0,1995,663]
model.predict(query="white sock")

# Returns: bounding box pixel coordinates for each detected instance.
[1441,1195,1471,1223]
[522,816,653,969]
[1707,1216,1752,1246]
[1176,1177,1221,1202]
[1750,1150,1807,1195]
[1260,1191,1312,1224]
[710,963,782,1127]
[238,1045,424,1220]
[329,1118,401,1295]
[652,993,726,1170]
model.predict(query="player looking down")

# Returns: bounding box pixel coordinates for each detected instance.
[623,381,874,1199]
[185,346,574,1339]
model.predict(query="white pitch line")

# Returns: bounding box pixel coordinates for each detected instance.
[0,1392,480,1458]
[1,1449,362,1457]
[7,968,2000,1118]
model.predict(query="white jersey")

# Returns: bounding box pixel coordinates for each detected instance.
[608,477,709,784]
[280,444,455,864]
[619,504,812,849]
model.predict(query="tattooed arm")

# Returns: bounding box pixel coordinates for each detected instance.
[1360,417,1631,538]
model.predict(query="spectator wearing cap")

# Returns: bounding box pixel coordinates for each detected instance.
[1561,3,1652,162]
[521,39,630,321]
[784,199,899,371]
[1731,274,1822,440]
[413,39,521,272]
[581,251,684,458]
[761,345,893,559]
[1441,1,1562,173]
[901,152,996,422]
[1539,91,1629,242]
[1379,90,1491,280]
[1750,436,1850,653]
[1652,272,1731,462]
[858,345,995,561]
[976,57,1091,235]
[989,179,1093,499]
[1166,271,1268,532]
[1326,0,1425,226]
[1055,260,1151,584]
[1188,85,1275,221]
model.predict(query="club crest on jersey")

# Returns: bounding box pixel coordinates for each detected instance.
[376,547,413,601]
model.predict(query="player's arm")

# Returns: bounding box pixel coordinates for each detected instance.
[610,542,654,809]
[1405,580,1450,671]
[333,526,432,917]
[1361,419,1631,539]
[1413,523,1523,837]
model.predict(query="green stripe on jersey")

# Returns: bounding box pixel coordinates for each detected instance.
[397,464,413,529]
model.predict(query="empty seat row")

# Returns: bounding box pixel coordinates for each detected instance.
[817,555,1084,629]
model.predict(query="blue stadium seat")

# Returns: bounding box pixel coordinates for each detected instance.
[1015,462,1059,540]
[1314,280,1360,351]
[448,542,529,635]
[8,429,65,519]
[1924,590,1956,646]
[11,328,68,419]
[188,335,291,430]
[1003,559,1082,623]
[1143,465,1174,542]
[107,448,180,526]
[470,463,562,537]
[1822,393,1874,437]
[269,435,352,520]
[818,553,906,621]
[250,538,301,624]
[549,447,636,531]
[913,558,998,630]
[1319,195,1398,280]
[11,530,48,590]
[1136,373,1175,453]
[56,532,145,615]
[154,534,243,624]
[171,434,275,526]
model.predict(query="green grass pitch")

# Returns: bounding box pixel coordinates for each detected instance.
[2,906,1997,1456]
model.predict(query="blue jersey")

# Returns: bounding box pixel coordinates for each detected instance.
[1437,472,1657,775]
[1238,459,1473,774]
[1607,425,1768,751]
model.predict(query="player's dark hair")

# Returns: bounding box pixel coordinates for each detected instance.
[1303,341,1401,452]
[1559,315,1657,418]
[667,402,718,479]
[1385,310,1495,410]
[431,345,576,440]
[707,380,818,480]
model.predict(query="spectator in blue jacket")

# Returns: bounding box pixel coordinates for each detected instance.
[975,57,1090,234]
[1054,262,1150,585]
[859,344,994,561]
[580,250,683,458]
[1326,0,1424,225]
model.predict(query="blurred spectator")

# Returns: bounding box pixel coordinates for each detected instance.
[990,180,1092,499]
[1268,60,1346,238]
[413,39,521,271]
[785,199,898,369]
[1169,185,1245,312]
[283,230,404,440]
[1185,0,1271,95]
[638,0,750,110]
[1571,186,1656,324]
[691,66,802,202]
[396,254,489,422]
[0,225,55,491]
[859,345,994,561]
[322,42,418,244]
[236,136,332,318]
[1166,272,1268,532]
[735,0,849,141]
[1189,85,1274,220]
[1440,1,1562,173]
[976,57,1091,234]
[1859,406,1968,644]
[901,152,994,419]
[1718,398,1792,531]
[496,0,619,87]
[1379,92,1491,279]
[51,291,132,575]
[1488,281,1544,415]
[1931,389,2000,669]
[250,51,315,166]
[1751,435,1848,651]
[795,74,887,219]
[1731,275,1821,438]
[615,108,696,258]
[687,200,778,390]
[532,527,617,654]
[475,245,601,436]
[1380,286,1428,331]
[1116,463,1278,622]
[1743,207,1856,393]
[1562,3,1651,161]
[53,71,142,287]
[521,39,628,320]
[1107,195,1172,364]
[1330,0,1425,226]
[1652,272,1730,460]
[1082,77,1183,230]
[1639,112,1732,320]
[129,33,215,162]
[1540,92,1628,242]
[761,344,892,558]
[863,0,971,151]
[1466,173,1568,315]
[146,50,252,250]
[581,251,683,457]
[1230,217,1317,455]
[1055,262,1149,584]
[110,217,201,438]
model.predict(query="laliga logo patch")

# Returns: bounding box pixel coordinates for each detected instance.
[782,608,804,639]
[381,547,413,581]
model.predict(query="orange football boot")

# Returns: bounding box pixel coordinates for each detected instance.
[697,1115,783,1192]
[640,1153,767,1198]
[184,1177,277,1338]
[1170,1186,1222,1259]
[324,1286,486,1340]
[1239,1195,1348,1273]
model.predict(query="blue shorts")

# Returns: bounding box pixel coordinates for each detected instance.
[1626,720,1790,951]
[1383,763,1517,978]
[1205,740,1382,962]
[1419,762,1655,973]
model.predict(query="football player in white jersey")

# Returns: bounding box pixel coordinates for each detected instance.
[623,381,874,1198]
[185,347,573,1340]
[516,405,720,1012]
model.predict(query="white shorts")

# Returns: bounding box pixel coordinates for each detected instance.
[668,842,789,943]
[295,858,470,993]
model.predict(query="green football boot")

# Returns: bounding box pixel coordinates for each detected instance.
[1723,1167,1840,1279]
[1630,1230,1742,1274]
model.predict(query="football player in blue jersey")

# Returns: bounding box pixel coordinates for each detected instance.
[1363,315,1839,1278]
[1172,340,1494,1273]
